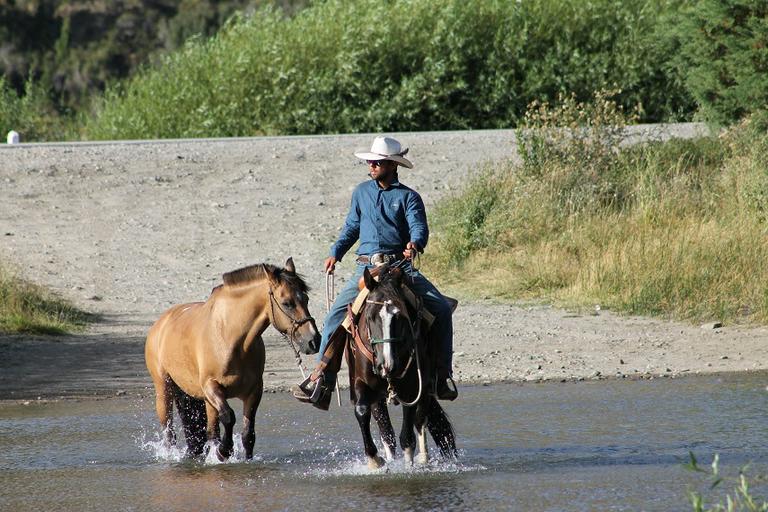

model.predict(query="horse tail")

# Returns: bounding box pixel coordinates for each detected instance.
[169,380,208,456]
[426,396,457,459]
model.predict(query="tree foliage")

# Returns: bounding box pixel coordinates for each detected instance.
[676,0,768,124]
[84,0,695,140]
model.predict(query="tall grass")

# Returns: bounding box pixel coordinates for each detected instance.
[427,93,768,325]
[83,0,692,140]
[0,262,90,335]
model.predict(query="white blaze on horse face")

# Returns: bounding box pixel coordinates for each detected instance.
[378,302,399,374]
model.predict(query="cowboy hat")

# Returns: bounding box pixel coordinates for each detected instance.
[354,136,413,169]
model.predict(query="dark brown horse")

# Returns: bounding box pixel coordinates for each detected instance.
[347,265,456,468]
[145,258,320,460]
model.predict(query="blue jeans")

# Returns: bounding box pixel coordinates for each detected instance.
[318,262,453,379]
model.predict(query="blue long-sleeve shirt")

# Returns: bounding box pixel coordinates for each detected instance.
[330,179,429,261]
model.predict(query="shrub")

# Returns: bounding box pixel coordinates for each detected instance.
[84,0,693,140]
[428,96,768,325]
[0,77,74,141]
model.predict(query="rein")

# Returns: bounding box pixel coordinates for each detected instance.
[363,286,424,406]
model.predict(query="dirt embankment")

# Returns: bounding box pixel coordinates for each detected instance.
[2,125,766,402]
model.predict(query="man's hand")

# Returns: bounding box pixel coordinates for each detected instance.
[324,256,337,274]
[403,241,421,261]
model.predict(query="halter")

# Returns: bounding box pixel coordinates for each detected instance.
[267,286,315,342]
[365,299,401,345]
[363,289,423,405]
[263,265,317,377]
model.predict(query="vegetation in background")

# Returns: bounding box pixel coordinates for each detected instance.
[0,0,305,140]
[427,91,768,325]
[685,453,768,511]
[0,262,91,335]
[675,0,768,125]
[0,77,74,141]
[83,0,693,140]
[2,0,766,141]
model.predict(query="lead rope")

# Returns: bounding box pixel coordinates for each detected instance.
[326,272,341,407]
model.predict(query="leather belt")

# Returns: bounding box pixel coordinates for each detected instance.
[356,253,398,266]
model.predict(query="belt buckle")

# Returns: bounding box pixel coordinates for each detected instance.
[370,253,391,266]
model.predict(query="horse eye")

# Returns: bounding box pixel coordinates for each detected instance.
[283,300,295,308]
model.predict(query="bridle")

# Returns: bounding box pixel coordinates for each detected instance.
[263,265,317,377]
[267,286,316,344]
[364,287,423,406]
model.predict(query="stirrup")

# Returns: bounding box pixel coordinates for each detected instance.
[435,376,458,401]
[292,375,321,403]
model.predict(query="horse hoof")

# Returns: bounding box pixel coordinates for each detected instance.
[367,455,385,470]
[416,452,429,465]
[403,447,414,464]
[215,444,232,461]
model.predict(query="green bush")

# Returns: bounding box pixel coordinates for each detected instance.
[0,77,73,141]
[84,0,694,140]
[676,0,768,125]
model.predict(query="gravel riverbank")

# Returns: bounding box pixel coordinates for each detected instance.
[3,125,766,402]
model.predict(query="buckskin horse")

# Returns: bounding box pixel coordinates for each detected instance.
[347,264,457,468]
[145,258,320,460]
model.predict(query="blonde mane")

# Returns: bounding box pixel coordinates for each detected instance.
[221,263,309,292]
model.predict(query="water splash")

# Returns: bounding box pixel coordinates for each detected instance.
[138,429,187,462]
[138,428,266,465]
[305,449,485,478]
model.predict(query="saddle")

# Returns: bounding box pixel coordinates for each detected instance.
[341,265,458,333]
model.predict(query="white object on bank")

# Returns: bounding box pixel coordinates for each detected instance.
[7,130,19,144]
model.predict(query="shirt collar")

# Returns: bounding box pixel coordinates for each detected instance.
[371,178,401,190]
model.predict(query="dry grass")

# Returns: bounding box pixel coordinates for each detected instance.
[0,262,91,334]
[427,96,768,325]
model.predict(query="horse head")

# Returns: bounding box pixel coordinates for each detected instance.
[362,266,415,380]
[266,257,320,354]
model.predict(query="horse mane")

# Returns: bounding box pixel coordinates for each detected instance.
[221,263,310,292]
[374,268,403,294]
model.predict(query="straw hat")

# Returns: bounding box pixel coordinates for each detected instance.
[354,136,413,169]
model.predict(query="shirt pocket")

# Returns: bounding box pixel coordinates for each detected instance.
[386,198,406,222]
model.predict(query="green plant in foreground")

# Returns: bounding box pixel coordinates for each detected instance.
[685,453,768,512]
[0,264,90,335]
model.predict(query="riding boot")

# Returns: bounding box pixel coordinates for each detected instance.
[435,373,458,401]
[291,371,335,410]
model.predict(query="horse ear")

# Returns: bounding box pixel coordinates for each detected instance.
[262,264,279,287]
[363,267,376,291]
[284,257,295,273]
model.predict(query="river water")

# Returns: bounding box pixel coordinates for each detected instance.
[1,373,767,511]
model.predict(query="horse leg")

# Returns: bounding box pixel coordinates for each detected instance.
[354,382,384,469]
[241,387,263,460]
[415,410,429,465]
[372,398,397,461]
[400,405,417,464]
[153,375,176,447]
[203,379,235,460]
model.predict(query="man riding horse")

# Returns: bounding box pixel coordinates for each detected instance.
[293,136,458,409]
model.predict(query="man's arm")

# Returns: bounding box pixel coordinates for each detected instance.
[330,188,361,262]
[405,191,429,252]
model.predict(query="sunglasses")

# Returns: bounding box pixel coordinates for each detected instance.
[367,159,390,167]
